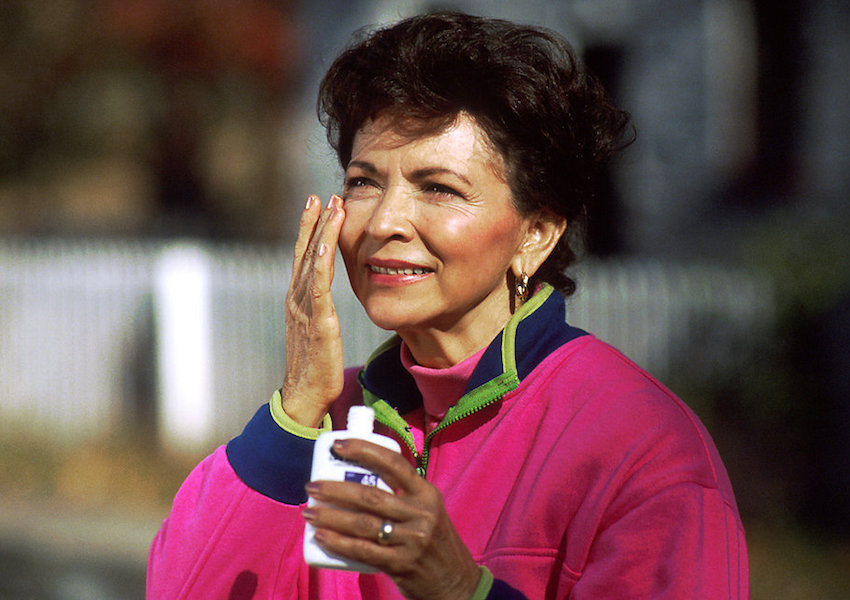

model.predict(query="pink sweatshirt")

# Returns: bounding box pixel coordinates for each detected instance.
[147,286,748,599]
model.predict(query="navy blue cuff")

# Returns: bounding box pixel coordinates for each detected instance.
[486,579,528,600]
[226,404,314,504]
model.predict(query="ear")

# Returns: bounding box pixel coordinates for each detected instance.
[511,211,567,279]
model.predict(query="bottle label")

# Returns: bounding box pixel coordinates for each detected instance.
[344,471,380,486]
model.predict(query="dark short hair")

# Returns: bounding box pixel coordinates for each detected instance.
[318,11,633,296]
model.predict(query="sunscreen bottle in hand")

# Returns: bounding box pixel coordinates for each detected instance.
[304,405,401,572]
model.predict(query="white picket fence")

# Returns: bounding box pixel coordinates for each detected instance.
[0,238,774,450]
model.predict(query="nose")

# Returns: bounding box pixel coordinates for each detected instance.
[364,184,415,241]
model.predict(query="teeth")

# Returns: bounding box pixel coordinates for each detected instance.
[370,265,429,275]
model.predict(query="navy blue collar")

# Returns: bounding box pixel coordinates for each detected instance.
[359,286,587,415]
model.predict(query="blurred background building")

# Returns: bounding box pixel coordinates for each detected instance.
[0,0,848,598]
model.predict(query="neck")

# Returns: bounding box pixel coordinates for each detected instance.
[394,282,519,367]
[397,309,511,368]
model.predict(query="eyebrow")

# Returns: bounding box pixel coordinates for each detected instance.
[346,160,378,175]
[346,161,471,186]
[410,167,472,186]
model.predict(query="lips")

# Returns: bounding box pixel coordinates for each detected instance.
[365,259,434,281]
[366,258,433,272]
[369,265,430,275]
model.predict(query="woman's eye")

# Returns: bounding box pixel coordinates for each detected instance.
[343,177,376,197]
[346,177,370,188]
[424,183,462,198]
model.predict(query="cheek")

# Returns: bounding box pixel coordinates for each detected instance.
[434,211,523,266]
[338,230,360,282]
[338,207,365,258]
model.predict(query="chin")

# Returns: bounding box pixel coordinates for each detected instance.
[361,300,421,332]
[356,286,440,330]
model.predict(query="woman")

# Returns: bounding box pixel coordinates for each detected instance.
[147,12,748,599]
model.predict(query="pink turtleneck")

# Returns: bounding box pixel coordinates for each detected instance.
[399,342,487,444]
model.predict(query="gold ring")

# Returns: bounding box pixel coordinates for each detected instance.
[377,520,394,545]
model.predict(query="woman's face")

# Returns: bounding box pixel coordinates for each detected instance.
[339,112,532,358]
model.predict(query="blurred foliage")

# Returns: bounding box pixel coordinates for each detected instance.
[0,429,198,512]
[748,520,850,599]
[656,201,850,547]
[694,205,850,536]
[0,0,301,237]
[746,207,850,317]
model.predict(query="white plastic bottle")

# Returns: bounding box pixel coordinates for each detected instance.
[304,405,401,572]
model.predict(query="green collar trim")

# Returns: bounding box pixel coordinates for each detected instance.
[357,285,560,473]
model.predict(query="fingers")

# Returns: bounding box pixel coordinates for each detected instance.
[304,500,406,546]
[291,194,345,283]
[307,523,403,574]
[329,438,425,496]
[307,479,411,522]
[304,441,481,597]
[310,196,345,305]
[291,195,320,277]
[304,439,437,540]
[303,486,433,574]
[288,195,345,313]
[303,439,433,543]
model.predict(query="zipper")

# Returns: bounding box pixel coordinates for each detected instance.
[418,396,499,476]
[356,285,554,478]
[363,394,424,466]
[368,381,514,478]
[417,370,520,476]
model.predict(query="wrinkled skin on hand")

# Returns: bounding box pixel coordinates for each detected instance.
[304,439,481,600]
[281,195,346,427]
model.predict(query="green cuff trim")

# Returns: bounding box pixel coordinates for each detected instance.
[269,390,332,440]
[468,566,494,600]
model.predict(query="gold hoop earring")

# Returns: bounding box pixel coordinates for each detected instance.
[515,272,529,302]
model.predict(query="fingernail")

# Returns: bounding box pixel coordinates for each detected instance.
[305,195,316,209]
[317,243,327,257]
[332,439,349,454]
[302,507,317,521]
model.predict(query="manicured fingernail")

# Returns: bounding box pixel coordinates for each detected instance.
[313,530,328,544]
[305,482,322,498]
[305,195,316,209]
[302,507,317,521]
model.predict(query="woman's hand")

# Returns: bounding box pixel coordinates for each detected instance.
[303,439,482,600]
[281,195,346,427]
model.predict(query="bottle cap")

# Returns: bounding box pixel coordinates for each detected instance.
[347,405,375,435]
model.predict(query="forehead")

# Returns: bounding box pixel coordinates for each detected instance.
[350,112,505,175]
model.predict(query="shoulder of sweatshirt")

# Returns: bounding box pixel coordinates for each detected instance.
[518,333,739,504]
